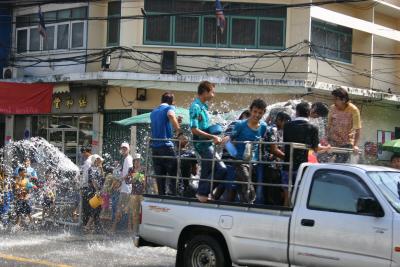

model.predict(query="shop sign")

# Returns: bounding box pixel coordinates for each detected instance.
[52,88,98,113]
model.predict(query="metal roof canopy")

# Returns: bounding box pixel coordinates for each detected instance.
[6,71,400,104]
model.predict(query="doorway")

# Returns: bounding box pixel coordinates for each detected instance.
[49,129,79,163]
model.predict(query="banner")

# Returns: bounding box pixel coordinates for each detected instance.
[0,82,53,114]
[377,130,394,160]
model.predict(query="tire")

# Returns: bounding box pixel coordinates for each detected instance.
[182,234,231,267]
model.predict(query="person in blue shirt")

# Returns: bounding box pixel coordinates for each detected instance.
[228,99,267,203]
[189,81,227,203]
[221,110,251,202]
[14,158,38,183]
[150,92,182,195]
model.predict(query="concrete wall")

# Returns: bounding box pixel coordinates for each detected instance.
[371,36,400,93]
[86,0,107,72]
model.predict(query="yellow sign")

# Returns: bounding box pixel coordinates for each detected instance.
[53,97,61,109]
[79,96,88,108]
[65,97,74,109]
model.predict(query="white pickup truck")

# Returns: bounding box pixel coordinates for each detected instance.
[136,163,400,267]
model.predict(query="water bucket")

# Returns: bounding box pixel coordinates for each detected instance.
[206,124,223,135]
[89,194,103,209]
[225,140,237,157]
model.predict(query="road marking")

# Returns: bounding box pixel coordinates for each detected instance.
[0,252,72,267]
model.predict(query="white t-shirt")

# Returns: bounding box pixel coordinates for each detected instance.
[80,155,94,188]
[119,154,133,193]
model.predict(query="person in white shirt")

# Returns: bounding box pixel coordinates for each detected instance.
[111,142,133,233]
[80,147,93,226]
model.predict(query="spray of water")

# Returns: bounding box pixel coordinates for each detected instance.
[1,137,80,224]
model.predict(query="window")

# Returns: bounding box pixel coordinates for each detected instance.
[57,24,69,49]
[29,27,40,51]
[72,22,84,48]
[175,16,200,44]
[311,19,352,63]
[231,17,256,47]
[203,17,227,45]
[144,0,286,50]
[107,1,121,46]
[43,26,55,50]
[308,170,374,213]
[146,16,171,43]
[260,19,285,48]
[17,29,28,53]
[16,7,87,53]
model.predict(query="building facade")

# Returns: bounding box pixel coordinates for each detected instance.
[1,0,400,162]
[0,6,12,147]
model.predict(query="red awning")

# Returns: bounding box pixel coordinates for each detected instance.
[0,82,53,114]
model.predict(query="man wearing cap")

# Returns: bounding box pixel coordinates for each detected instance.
[150,92,181,195]
[111,142,133,233]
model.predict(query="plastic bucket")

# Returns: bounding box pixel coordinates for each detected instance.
[89,195,103,209]
[206,124,223,135]
[225,140,237,157]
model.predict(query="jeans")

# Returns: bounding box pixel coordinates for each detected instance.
[254,164,265,205]
[235,163,255,203]
[111,191,120,222]
[197,146,227,197]
[152,146,177,195]
[81,187,92,226]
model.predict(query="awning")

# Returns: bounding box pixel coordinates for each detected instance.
[52,83,70,94]
[0,82,53,114]
[383,139,400,153]
[113,107,190,126]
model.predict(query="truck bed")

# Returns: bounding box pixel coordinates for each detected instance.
[140,195,292,265]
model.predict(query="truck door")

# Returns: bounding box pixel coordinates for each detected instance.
[291,169,392,267]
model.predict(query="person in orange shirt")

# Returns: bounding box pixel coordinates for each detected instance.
[14,168,33,226]
[327,88,362,163]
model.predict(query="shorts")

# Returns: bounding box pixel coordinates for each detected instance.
[129,195,143,216]
[117,193,131,214]
[16,199,31,215]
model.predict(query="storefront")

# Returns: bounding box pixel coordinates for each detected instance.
[0,115,4,147]
[9,86,102,164]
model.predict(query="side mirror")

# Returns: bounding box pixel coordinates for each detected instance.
[357,197,384,217]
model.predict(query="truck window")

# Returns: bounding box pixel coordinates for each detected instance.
[307,170,373,213]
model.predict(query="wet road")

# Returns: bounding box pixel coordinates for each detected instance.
[0,229,176,267]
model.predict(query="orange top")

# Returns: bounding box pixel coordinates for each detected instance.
[14,178,29,200]
[327,103,361,146]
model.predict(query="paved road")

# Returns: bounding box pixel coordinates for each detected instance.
[0,229,176,267]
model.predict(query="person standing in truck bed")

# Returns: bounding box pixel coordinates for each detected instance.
[189,81,227,203]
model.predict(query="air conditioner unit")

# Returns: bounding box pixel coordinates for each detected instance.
[2,66,21,79]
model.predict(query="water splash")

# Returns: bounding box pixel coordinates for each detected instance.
[1,137,80,212]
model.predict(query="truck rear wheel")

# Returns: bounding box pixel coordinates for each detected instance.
[183,235,230,267]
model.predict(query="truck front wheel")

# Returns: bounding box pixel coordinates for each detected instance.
[183,235,230,267]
